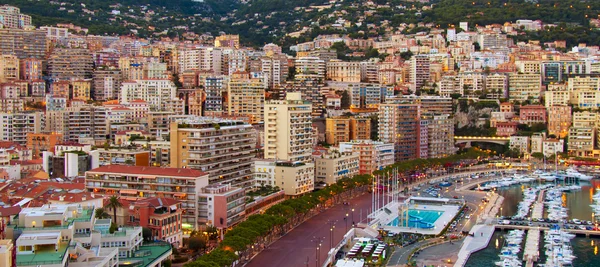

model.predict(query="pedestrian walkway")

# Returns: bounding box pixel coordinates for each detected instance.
[454,225,495,267]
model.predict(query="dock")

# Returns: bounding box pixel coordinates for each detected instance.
[453,225,495,267]
[523,229,540,266]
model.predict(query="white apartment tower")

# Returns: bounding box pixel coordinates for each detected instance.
[264,92,313,163]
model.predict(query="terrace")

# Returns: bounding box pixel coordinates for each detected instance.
[119,242,172,267]
[16,241,70,266]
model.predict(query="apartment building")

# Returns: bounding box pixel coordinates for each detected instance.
[410,54,430,92]
[86,165,209,230]
[509,136,530,155]
[547,105,572,138]
[0,5,31,29]
[519,105,547,125]
[264,92,313,163]
[227,72,267,124]
[0,111,44,145]
[169,117,256,188]
[421,113,455,158]
[273,161,315,196]
[568,127,595,157]
[93,68,122,101]
[508,73,542,102]
[253,159,277,187]
[96,148,150,166]
[327,60,361,82]
[47,47,94,80]
[485,73,508,98]
[0,28,46,59]
[295,56,326,80]
[26,132,63,156]
[544,84,570,108]
[314,149,359,185]
[0,54,19,82]
[198,184,246,231]
[62,106,109,144]
[348,83,393,109]
[72,79,92,101]
[120,79,177,110]
[325,117,372,145]
[204,77,225,115]
[339,140,394,175]
[378,100,421,161]
[117,197,183,246]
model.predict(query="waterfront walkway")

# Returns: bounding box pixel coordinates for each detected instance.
[453,225,495,267]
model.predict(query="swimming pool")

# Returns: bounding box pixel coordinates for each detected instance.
[387,209,444,228]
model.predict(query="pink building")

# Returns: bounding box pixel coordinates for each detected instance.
[519,105,547,125]
[496,121,518,137]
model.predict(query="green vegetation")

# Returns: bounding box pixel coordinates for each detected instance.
[186,149,489,267]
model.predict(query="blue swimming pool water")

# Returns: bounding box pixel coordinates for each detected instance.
[387,209,443,228]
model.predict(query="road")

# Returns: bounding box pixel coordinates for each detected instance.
[245,192,373,267]
[246,167,507,267]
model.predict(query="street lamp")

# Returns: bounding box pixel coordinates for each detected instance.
[351,208,355,227]
[345,213,349,231]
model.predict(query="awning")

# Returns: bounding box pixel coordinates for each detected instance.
[120,189,138,194]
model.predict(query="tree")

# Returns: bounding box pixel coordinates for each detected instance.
[340,90,351,109]
[531,152,545,160]
[172,73,183,88]
[142,227,153,241]
[205,225,219,240]
[473,42,481,51]
[95,208,110,219]
[400,51,413,60]
[106,196,122,225]
[188,236,207,252]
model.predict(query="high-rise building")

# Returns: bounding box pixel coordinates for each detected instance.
[92,67,122,101]
[325,117,372,145]
[72,79,92,101]
[227,72,266,124]
[295,57,326,80]
[19,58,42,81]
[120,79,177,109]
[485,73,508,99]
[0,54,19,82]
[169,117,256,188]
[264,92,313,163]
[339,140,394,175]
[547,105,571,139]
[348,83,393,110]
[86,165,209,230]
[327,60,361,82]
[0,5,31,29]
[0,28,46,59]
[421,113,455,158]
[379,99,422,161]
[508,73,542,102]
[0,111,44,145]
[47,47,94,80]
[204,77,225,115]
[410,54,430,92]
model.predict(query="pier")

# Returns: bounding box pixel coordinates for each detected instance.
[453,225,495,267]
[523,229,540,266]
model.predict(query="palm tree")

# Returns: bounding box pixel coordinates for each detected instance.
[95,208,110,219]
[106,196,122,225]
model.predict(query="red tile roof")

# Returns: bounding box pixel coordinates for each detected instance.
[88,165,208,177]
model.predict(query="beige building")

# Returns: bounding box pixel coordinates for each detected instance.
[508,73,542,102]
[72,79,92,101]
[567,77,600,109]
[120,79,177,110]
[264,92,313,163]
[93,67,122,101]
[325,117,372,145]
[422,113,455,159]
[314,149,359,185]
[327,60,361,82]
[547,105,571,138]
[544,84,570,108]
[274,161,315,196]
[484,73,508,98]
[169,117,256,188]
[227,72,267,124]
[0,54,19,82]
[0,240,13,267]
[568,127,595,157]
[295,56,326,80]
[47,47,94,80]
[0,5,31,29]
[0,111,44,145]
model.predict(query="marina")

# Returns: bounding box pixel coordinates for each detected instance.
[464,169,600,267]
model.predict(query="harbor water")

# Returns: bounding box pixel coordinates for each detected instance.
[465,179,600,266]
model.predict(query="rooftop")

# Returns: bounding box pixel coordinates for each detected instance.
[16,241,69,266]
[119,242,172,267]
[87,165,208,178]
